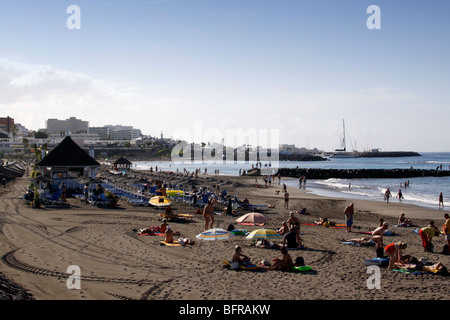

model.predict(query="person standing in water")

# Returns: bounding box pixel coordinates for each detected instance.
[439,192,444,209]
[384,188,392,205]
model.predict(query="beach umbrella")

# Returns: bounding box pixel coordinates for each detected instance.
[196,228,234,261]
[245,228,281,240]
[235,212,271,225]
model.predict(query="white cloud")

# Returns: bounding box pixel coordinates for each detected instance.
[1,57,448,152]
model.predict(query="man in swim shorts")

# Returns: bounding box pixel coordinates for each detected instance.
[344,203,354,232]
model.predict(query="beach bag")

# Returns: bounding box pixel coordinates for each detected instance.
[376,247,384,258]
[230,261,239,270]
[442,244,449,255]
[295,257,305,266]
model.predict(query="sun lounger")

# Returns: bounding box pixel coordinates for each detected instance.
[41,191,64,205]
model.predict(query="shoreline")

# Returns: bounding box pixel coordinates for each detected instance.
[0,169,449,301]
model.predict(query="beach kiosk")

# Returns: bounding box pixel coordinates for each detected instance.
[37,136,100,191]
[112,157,133,174]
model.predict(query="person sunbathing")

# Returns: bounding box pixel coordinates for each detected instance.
[398,212,412,227]
[232,245,250,264]
[341,237,371,244]
[314,217,328,226]
[256,239,280,249]
[178,238,195,246]
[269,247,294,270]
[164,225,174,243]
[160,219,168,233]
[422,262,448,274]
[165,205,175,216]
[277,221,289,235]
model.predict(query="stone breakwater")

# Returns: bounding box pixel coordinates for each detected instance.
[276,168,450,180]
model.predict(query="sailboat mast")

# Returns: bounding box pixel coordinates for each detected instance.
[342,119,346,152]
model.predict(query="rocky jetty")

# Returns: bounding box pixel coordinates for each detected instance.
[277,168,450,180]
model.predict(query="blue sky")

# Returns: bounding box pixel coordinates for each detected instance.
[1,0,449,151]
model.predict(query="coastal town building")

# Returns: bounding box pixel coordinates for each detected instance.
[0,116,14,134]
[46,117,89,134]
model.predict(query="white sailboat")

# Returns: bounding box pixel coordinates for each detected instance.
[329,120,358,158]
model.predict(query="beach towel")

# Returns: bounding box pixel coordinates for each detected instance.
[159,241,195,247]
[341,240,375,247]
[138,226,180,236]
[392,269,426,275]
[230,229,249,236]
[237,222,265,227]
[223,260,260,271]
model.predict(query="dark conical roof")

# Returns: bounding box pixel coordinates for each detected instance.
[37,136,100,167]
[113,157,132,165]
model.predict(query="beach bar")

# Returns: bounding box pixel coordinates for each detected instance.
[37,136,100,190]
[112,157,133,173]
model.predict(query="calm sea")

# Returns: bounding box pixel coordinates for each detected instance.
[133,152,450,211]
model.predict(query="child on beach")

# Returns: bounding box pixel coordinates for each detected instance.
[232,245,250,265]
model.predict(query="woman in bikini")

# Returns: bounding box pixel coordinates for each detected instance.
[203,200,215,230]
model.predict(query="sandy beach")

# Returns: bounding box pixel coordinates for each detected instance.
[0,167,449,302]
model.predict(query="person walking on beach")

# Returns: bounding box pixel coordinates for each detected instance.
[384,188,392,205]
[439,192,444,209]
[397,189,403,203]
[284,191,289,209]
[344,203,354,232]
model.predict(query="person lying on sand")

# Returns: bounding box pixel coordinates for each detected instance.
[422,262,448,274]
[178,238,195,246]
[341,237,372,244]
[256,239,281,250]
[269,247,294,270]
